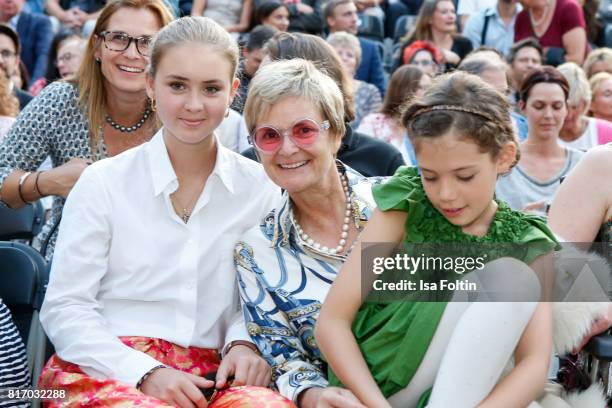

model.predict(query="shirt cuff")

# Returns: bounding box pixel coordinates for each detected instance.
[222,323,252,358]
[98,351,165,387]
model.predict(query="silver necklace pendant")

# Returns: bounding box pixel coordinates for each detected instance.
[181,209,190,224]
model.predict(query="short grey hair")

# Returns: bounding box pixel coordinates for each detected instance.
[326,31,362,67]
[244,59,345,142]
[558,62,592,110]
[148,16,239,79]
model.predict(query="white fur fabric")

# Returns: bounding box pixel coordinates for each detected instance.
[552,302,609,355]
[552,244,611,354]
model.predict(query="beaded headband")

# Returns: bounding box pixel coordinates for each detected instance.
[411,105,495,122]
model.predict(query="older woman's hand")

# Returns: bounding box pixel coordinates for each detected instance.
[216,345,271,388]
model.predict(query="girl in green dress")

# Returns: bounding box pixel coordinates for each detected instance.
[316,71,558,408]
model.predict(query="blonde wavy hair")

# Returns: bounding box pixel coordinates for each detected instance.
[583,48,612,79]
[557,62,591,113]
[76,0,174,157]
[0,67,18,117]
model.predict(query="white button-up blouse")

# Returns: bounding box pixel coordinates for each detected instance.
[40,129,281,387]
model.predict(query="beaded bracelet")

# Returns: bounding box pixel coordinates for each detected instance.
[136,365,166,390]
[17,171,32,204]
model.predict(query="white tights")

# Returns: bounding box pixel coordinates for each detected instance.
[387,258,542,408]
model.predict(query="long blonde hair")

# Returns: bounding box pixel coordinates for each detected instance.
[76,0,174,156]
[0,67,18,117]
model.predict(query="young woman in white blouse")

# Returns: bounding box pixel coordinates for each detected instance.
[39,16,292,408]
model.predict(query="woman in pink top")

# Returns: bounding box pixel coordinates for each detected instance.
[514,0,588,65]
[357,65,431,164]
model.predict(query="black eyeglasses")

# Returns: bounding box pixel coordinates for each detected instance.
[98,31,152,56]
[0,49,16,59]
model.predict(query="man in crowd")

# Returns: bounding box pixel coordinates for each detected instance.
[0,0,51,84]
[507,37,543,106]
[463,0,520,57]
[324,0,386,95]
[232,25,277,114]
[0,24,31,109]
[458,53,528,140]
[457,0,496,28]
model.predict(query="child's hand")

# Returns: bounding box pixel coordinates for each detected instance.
[140,367,212,408]
[316,387,367,408]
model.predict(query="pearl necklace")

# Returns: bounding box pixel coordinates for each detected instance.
[292,173,352,256]
[106,106,151,133]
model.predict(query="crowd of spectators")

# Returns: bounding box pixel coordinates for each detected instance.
[1,0,612,406]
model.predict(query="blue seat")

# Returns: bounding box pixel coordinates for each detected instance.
[0,242,50,407]
[0,201,44,242]
[606,24,612,47]
[358,14,385,43]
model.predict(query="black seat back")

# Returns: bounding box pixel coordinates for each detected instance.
[358,14,385,43]
[0,242,48,342]
[0,201,45,242]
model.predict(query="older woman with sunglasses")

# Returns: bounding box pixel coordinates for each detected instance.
[0,0,173,259]
[234,58,381,408]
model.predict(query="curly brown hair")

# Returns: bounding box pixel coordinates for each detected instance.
[402,71,519,167]
[0,66,19,117]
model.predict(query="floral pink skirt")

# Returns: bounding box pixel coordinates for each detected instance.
[39,336,296,407]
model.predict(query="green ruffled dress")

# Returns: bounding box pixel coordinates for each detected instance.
[327,166,558,406]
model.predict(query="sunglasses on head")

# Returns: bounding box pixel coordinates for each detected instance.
[250,118,330,154]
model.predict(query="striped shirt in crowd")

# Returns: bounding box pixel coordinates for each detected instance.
[0,299,30,408]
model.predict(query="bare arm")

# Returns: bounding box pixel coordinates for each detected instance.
[315,209,407,408]
[226,0,252,32]
[44,0,70,21]
[191,0,206,16]
[562,26,587,65]
[548,146,612,241]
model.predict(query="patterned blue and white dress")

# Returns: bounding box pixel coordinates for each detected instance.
[0,81,105,258]
[234,162,383,403]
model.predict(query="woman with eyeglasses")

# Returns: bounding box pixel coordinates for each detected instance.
[234,57,382,408]
[0,0,173,259]
[29,33,85,96]
[394,40,442,76]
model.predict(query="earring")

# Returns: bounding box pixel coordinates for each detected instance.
[224,108,230,118]
[151,98,157,112]
[95,57,101,63]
